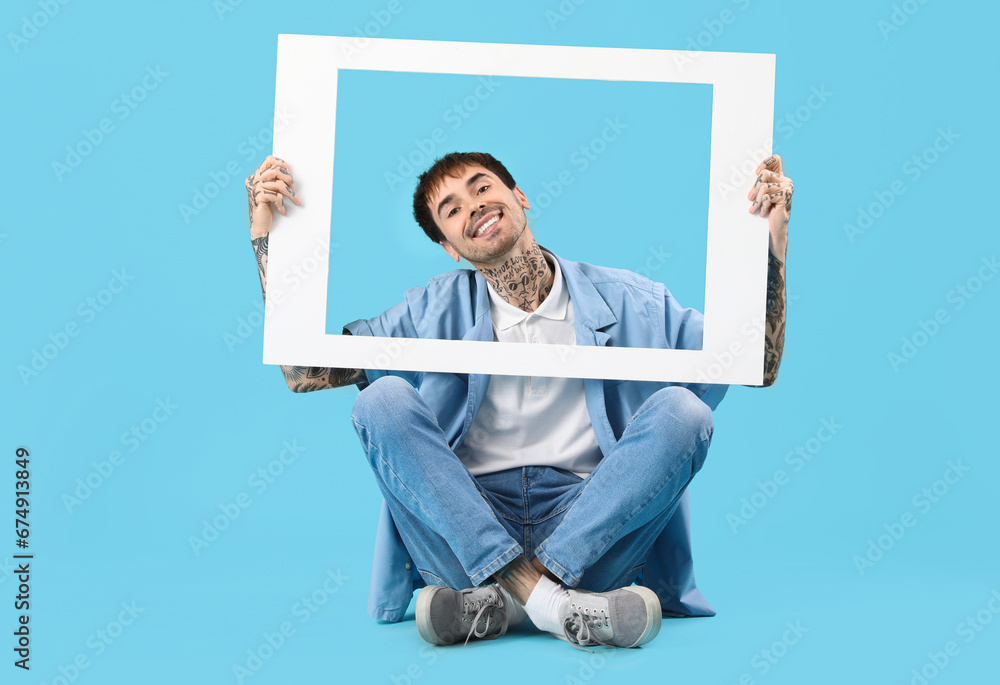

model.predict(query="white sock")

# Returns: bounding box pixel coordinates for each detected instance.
[497,586,528,626]
[522,575,570,635]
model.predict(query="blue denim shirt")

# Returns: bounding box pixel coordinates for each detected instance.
[343,245,729,622]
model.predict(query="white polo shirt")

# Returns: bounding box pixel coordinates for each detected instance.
[454,248,604,478]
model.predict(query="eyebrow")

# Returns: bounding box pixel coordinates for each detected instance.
[436,172,491,218]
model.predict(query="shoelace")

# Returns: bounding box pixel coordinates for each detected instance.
[462,588,510,646]
[561,607,613,652]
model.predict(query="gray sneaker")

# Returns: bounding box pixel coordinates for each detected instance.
[416,584,518,646]
[557,585,662,648]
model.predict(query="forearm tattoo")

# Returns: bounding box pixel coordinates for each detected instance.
[252,234,268,304]
[480,243,553,312]
[247,180,258,223]
[281,364,366,392]
[762,249,786,386]
[249,231,361,392]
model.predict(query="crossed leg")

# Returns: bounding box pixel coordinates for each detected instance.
[350,375,714,646]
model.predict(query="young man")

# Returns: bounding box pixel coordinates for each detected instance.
[246,151,793,649]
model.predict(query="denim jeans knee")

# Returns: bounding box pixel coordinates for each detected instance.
[351,375,418,428]
[655,386,714,435]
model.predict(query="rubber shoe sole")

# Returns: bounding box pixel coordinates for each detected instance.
[554,585,662,648]
[625,585,662,648]
[416,585,452,646]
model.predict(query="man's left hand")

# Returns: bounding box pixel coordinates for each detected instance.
[747,155,793,252]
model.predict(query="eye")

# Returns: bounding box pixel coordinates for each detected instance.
[447,207,458,217]
[478,184,489,194]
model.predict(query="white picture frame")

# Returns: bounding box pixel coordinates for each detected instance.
[264,34,774,385]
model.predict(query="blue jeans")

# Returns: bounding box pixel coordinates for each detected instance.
[350,375,713,592]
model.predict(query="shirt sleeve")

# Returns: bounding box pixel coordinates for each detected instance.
[663,287,729,411]
[342,285,433,391]
[337,328,371,392]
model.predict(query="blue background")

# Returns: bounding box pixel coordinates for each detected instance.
[3,1,998,684]
[328,70,711,332]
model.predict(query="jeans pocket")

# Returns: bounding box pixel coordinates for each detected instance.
[417,568,446,587]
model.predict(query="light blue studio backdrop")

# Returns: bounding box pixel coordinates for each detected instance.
[328,71,711,332]
[3,1,998,685]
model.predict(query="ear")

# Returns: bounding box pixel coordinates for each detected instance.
[513,185,530,211]
[439,240,460,263]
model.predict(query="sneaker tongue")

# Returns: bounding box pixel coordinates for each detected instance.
[465,604,508,644]
[460,587,509,644]
[563,612,604,650]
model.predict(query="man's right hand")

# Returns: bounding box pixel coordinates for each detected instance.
[244,155,363,392]
[246,155,302,238]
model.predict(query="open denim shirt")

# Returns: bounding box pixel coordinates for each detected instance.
[343,245,729,621]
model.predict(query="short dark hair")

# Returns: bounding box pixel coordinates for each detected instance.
[412,152,517,244]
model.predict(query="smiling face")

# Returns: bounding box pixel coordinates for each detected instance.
[429,164,533,266]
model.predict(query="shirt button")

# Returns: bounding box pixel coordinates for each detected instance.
[405,562,412,570]
[531,339,539,344]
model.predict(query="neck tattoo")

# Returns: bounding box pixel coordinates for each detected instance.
[480,243,554,312]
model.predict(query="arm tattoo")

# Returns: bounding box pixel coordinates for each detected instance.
[247,178,258,223]
[281,365,365,392]
[761,249,786,386]
[249,230,362,393]
[252,234,268,304]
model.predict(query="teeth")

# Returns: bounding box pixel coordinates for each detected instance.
[475,215,499,237]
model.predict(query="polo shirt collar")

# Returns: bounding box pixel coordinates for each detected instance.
[469,244,619,342]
